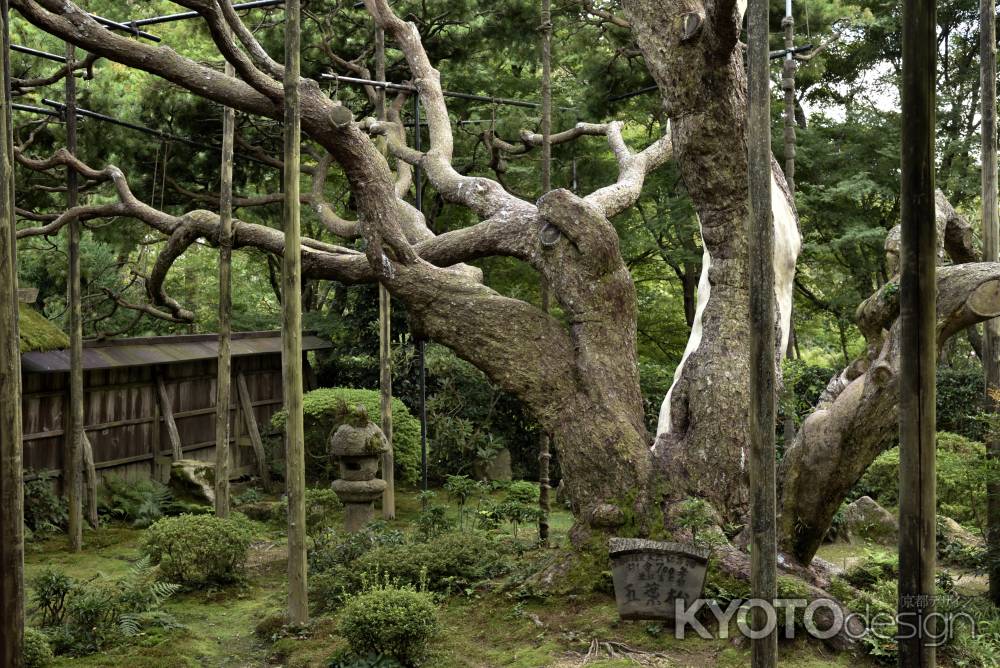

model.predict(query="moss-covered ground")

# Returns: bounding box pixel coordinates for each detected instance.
[26,489,885,668]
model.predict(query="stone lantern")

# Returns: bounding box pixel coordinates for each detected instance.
[329,405,388,532]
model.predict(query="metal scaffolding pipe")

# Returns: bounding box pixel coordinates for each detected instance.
[11,43,65,62]
[126,0,285,28]
[321,73,575,111]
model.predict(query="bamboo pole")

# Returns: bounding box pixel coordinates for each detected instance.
[375,25,395,520]
[537,0,552,546]
[215,54,235,519]
[898,0,938,660]
[65,41,83,552]
[0,0,26,662]
[747,0,777,662]
[283,0,308,626]
[981,0,1000,608]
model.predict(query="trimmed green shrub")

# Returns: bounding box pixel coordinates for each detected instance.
[352,532,510,594]
[141,513,255,586]
[23,628,53,668]
[339,582,439,666]
[272,487,343,536]
[271,388,420,484]
[859,432,988,530]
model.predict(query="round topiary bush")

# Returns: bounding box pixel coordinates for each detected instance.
[271,387,421,484]
[141,513,255,586]
[339,584,439,666]
[23,627,53,668]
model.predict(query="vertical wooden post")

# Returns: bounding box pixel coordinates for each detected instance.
[65,41,83,552]
[283,0,308,626]
[0,1,26,663]
[413,95,429,497]
[215,53,236,519]
[81,432,97,528]
[981,0,1000,608]
[375,25,395,520]
[899,0,938,660]
[537,0,552,546]
[747,0,777,663]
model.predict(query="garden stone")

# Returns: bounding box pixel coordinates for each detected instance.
[842,495,898,544]
[169,459,215,505]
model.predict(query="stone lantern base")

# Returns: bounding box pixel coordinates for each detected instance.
[332,477,387,532]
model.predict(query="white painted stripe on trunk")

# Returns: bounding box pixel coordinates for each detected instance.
[654,179,800,446]
[656,220,711,439]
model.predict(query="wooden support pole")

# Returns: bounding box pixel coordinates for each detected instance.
[0,0,26,662]
[537,0,552,546]
[899,0,938,660]
[237,372,271,492]
[747,0,777,662]
[65,41,83,552]
[82,432,98,528]
[156,374,183,461]
[215,53,236,519]
[375,24,395,520]
[283,0,308,626]
[981,0,1000,607]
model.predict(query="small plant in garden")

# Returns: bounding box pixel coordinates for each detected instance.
[415,503,452,541]
[338,575,439,666]
[23,470,67,535]
[675,497,715,546]
[141,513,255,586]
[29,558,179,657]
[497,501,542,539]
[443,475,481,529]
[98,476,174,528]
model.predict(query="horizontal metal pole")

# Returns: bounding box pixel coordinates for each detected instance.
[88,13,161,42]
[31,98,274,167]
[322,73,576,111]
[127,0,285,28]
[11,44,66,63]
[12,103,59,117]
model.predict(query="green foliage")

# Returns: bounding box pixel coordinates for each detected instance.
[141,513,255,586]
[22,627,53,668]
[98,476,174,528]
[338,579,439,666]
[271,388,419,484]
[937,366,986,441]
[443,475,483,529]
[859,432,988,530]
[780,360,836,426]
[504,480,539,505]
[271,487,343,536]
[328,652,405,668]
[841,551,898,590]
[29,558,179,657]
[674,497,715,546]
[23,472,67,535]
[415,502,452,541]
